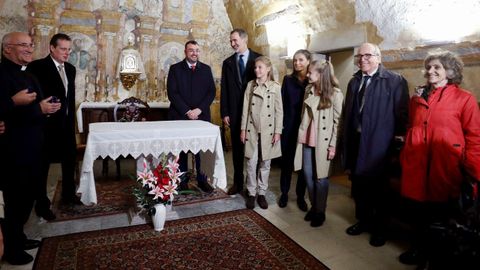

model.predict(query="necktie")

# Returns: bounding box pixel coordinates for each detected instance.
[358,75,371,112]
[191,63,196,72]
[238,54,245,78]
[58,65,67,94]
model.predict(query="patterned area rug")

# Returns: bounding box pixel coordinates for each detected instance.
[51,178,230,222]
[51,178,137,222]
[34,209,328,270]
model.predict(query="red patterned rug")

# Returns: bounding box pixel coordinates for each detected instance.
[34,209,327,270]
[51,178,137,222]
[51,178,230,222]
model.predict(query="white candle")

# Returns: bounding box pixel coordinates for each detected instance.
[96,71,101,85]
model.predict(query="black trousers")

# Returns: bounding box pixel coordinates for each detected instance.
[36,145,76,212]
[179,151,204,183]
[2,162,37,256]
[279,140,306,199]
[351,174,389,234]
[229,125,245,189]
[349,131,389,235]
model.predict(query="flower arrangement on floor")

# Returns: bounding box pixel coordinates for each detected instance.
[133,154,184,216]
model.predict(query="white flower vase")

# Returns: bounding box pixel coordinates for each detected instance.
[152,203,166,231]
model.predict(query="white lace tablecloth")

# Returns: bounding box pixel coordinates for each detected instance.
[77,120,227,205]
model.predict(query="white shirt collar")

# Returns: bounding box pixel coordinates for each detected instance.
[186,61,197,69]
[363,67,378,77]
[238,49,250,62]
[50,55,64,69]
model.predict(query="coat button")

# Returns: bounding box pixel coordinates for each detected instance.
[267,105,270,108]
[248,130,250,132]
[246,139,248,141]
[268,96,270,98]
[270,133,273,136]
[324,138,328,141]
[323,127,326,130]
[252,103,255,105]
[250,121,252,123]
[322,116,326,119]
[269,124,272,127]
[268,114,271,117]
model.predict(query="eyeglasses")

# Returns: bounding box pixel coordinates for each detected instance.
[187,49,200,53]
[7,43,35,49]
[354,53,378,60]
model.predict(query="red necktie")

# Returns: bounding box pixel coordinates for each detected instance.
[191,64,196,72]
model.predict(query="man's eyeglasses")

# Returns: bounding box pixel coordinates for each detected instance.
[187,49,200,53]
[7,43,35,49]
[354,53,378,60]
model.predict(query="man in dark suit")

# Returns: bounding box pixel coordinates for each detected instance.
[28,33,80,221]
[220,28,261,195]
[0,31,60,265]
[167,40,216,193]
[342,43,409,247]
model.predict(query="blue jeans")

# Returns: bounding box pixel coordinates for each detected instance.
[302,145,329,214]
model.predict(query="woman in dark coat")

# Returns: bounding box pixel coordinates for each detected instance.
[278,49,311,210]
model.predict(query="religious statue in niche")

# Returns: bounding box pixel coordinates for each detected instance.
[116,32,146,101]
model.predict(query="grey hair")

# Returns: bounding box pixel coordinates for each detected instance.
[423,49,464,85]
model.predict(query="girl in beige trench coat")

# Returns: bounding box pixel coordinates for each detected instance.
[240,56,283,210]
[294,60,343,227]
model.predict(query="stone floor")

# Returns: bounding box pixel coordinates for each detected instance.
[1,153,415,270]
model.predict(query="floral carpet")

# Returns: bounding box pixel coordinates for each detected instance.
[51,178,230,222]
[34,209,328,270]
[51,178,137,222]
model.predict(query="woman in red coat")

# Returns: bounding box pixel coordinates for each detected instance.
[399,49,480,266]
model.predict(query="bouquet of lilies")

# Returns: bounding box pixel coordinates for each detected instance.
[133,154,184,215]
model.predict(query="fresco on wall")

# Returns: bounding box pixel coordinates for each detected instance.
[67,33,97,102]
[0,0,232,106]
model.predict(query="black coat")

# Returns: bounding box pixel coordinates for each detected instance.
[27,56,77,161]
[167,60,216,121]
[220,49,261,130]
[342,64,409,176]
[0,57,45,167]
[280,74,308,151]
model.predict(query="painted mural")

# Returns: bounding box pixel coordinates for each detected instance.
[0,0,233,106]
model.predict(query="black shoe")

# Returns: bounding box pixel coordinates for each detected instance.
[257,195,268,209]
[197,181,214,193]
[4,250,34,265]
[369,234,386,247]
[399,249,425,265]
[36,209,56,221]
[304,210,314,221]
[278,194,288,208]
[227,184,242,195]
[297,198,308,212]
[23,239,41,250]
[246,196,256,209]
[311,212,326,227]
[346,222,367,235]
[61,195,82,205]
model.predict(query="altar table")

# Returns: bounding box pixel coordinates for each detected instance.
[77,120,227,205]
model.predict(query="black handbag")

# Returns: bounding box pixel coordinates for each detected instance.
[425,175,480,270]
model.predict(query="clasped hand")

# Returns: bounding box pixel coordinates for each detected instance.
[40,96,61,115]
